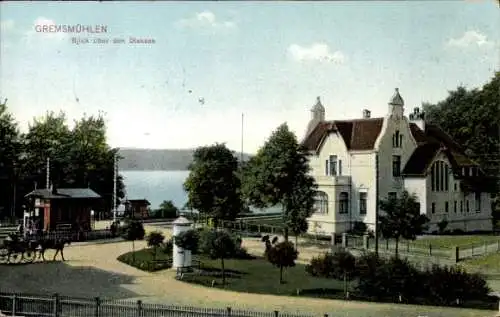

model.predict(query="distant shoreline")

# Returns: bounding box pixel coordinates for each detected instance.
[118,148,252,172]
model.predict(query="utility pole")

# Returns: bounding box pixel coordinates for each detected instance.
[375,153,379,255]
[241,113,244,163]
[112,153,117,223]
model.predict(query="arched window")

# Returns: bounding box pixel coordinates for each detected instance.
[339,192,349,214]
[431,160,451,192]
[314,191,328,214]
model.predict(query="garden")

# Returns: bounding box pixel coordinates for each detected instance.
[116,221,499,312]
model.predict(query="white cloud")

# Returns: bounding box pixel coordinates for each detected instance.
[447,30,494,48]
[288,43,346,64]
[0,19,14,33]
[175,11,236,30]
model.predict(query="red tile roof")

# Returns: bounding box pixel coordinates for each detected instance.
[302,118,384,152]
[403,123,477,176]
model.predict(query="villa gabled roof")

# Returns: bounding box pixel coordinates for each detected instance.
[402,123,478,177]
[302,118,384,152]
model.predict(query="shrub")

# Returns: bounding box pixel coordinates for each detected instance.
[437,219,449,234]
[348,221,368,236]
[161,238,174,254]
[121,220,145,241]
[306,248,356,280]
[421,265,490,305]
[265,240,298,284]
[174,229,200,254]
[146,231,165,248]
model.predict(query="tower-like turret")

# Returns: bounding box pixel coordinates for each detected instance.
[305,96,325,138]
[388,88,404,119]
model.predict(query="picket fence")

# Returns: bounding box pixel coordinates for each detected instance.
[0,292,323,317]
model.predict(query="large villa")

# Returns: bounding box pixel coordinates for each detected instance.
[302,89,493,235]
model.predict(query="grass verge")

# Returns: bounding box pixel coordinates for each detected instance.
[117,247,172,272]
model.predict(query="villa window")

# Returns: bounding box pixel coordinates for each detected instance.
[392,155,401,177]
[359,192,367,215]
[444,164,449,191]
[475,192,481,212]
[466,200,470,213]
[393,130,401,148]
[460,201,463,213]
[454,201,457,213]
[338,160,343,176]
[431,202,435,214]
[431,164,436,191]
[445,201,449,213]
[314,191,329,215]
[339,192,349,214]
[327,155,337,176]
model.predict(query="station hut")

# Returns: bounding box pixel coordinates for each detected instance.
[125,199,151,219]
[24,187,101,232]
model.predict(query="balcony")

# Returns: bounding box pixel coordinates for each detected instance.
[316,175,351,186]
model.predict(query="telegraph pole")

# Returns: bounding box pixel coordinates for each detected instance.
[241,113,244,163]
[112,153,117,223]
[375,153,379,255]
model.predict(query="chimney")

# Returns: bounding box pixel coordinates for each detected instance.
[409,107,425,131]
[362,109,371,119]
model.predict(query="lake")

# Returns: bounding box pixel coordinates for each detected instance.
[121,170,280,214]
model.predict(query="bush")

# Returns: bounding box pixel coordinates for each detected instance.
[121,220,145,241]
[437,219,449,234]
[161,238,173,254]
[146,231,165,248]
[348,221,368,236]
[174,229,200,254]
[421,265,490,305]
[306,248,356,280]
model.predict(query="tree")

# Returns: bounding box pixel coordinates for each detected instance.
[122,220,145,262]
[155,200,179,218]
[0,99,23,220]
[437,219,448,234]
[264,238,298,284]
[198,229,237,286]
[146,231,165,260]
[22,111,125,217]
[174,229,200,267]
[379,190,429,256]
[184,144,243,226]
[242,123,317,241]
[423,72,500,227]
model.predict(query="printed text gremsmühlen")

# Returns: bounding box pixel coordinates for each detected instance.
[35,24,108,33]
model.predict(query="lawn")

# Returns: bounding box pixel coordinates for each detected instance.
[414,235,500,249]
[183,255,348,296]
[117,247,172,272]
[462,252,500,273]
[243,217,284,227]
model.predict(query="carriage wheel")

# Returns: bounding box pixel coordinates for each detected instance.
[9,252,23,264]
[0,249,7,264]
[23,250,36,263]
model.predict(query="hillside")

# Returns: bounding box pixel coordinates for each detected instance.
[118,148,252,171]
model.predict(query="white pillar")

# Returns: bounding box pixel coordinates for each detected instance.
[172,217,193,269]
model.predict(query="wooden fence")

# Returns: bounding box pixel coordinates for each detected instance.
[0,292,322,317]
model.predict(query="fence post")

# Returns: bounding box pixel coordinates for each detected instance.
[226,307,231,316]
[406,241,410,253]
[484,242,487,255]
[472,244,474,256]
[258,225,261,233]
[454,246,459,263]
[94,297,100,317]
[497,240,500,252]
[274,311,279,317]
[11,294,16,316]
[53,293,60,317]
[137,300,142,317]
[341,233,347,248]
[428,244,432,256]
[363,234,369,250]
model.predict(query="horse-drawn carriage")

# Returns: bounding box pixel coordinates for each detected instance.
[0,232,70,264]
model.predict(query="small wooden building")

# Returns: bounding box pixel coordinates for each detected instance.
[25,188,101,232]
[126,199,151,219]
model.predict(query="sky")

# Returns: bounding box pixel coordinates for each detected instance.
[1,1,499,154]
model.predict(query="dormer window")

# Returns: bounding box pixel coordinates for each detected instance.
[392,130,403,148]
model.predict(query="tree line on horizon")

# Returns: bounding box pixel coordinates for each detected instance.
[0,106,125,219]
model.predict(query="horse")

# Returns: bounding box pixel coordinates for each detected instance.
[36,237,72,262]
